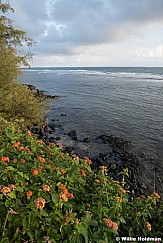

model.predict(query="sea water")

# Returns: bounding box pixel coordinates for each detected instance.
[19,67,163,180]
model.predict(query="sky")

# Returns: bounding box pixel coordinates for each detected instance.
[7,0,163,67]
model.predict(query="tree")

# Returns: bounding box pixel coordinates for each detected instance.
[0,3,48,127]
[0,3,35,85]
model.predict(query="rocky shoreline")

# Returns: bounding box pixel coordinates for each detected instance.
[25,84,59,99]
[30,117,157,198]
[27,84,162,198]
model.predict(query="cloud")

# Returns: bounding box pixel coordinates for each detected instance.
[135,44,163,58]
[9,0,163,56]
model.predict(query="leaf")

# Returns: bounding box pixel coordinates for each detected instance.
[119,217,126,224]
[16,186,24,192]
[51,193,59,204]
[7,191,16,199]
[76,222,88,243]
[0,194,3,200]
[27,230,33,241]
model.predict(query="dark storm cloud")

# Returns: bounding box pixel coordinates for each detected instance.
[9,0,163,55]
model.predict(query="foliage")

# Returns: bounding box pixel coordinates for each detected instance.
[0,3,47,127]
[0,117,162,242]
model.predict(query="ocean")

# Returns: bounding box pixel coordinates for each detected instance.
[19,67,163,183]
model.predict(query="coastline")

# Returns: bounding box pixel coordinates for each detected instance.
[27,84,158,197]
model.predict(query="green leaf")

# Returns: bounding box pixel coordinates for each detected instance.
[119,217,126,224]
[27,230,33,241]
[7,191,16,199]
[76,222,88,243]
[16,186,24,192]
[51,193,59,204]
[0,194,3,200]
[0,238,10,243]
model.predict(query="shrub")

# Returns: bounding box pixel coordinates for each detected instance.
[0,117,162,242]
[0,3,47,127]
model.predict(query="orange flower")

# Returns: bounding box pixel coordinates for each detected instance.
[119,187,126,193]
[66,192,74,199]
[60,168,66,174]
[84,156,92,165]
[99,166,107,169]
[1,157,10,163]
[1,187,11,195]
[36,197,46,209]
[32,169,39,176]
[18,146,24,151]
[146,222,151,231]
[36,140,44,144]
[49,152,54,155]
[147,196,153,199]
[59,144,63,149]
[13,142,20,148]
[50,143,56,147]
[9,184,16,191]
[26,191,33,197]
[80,169,86,177]
[51,165,57,170]
[43,185,51,192]
[27,130,31,136]
[37,156,46,163]
[20,159,25,164]
[115,196,122,202]
[153,192,160,199]
[60,193,68,202]
[103,218,118,231]
[13,158,17,163]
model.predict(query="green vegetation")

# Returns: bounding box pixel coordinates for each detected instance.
[0,3,162,242]
[0,3,47,127]
[0,117,163,242]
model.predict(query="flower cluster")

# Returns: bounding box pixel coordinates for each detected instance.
[103,218,118,231]
[84,156,92,165]
[36,197,46,209]
[59,183,74,202]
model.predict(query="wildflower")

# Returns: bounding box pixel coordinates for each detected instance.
[27,130,31,136]
[153,192,160,199]
[1,157,10,163]
[18,146,24,151]
[115,196,122,202]
[9,184,16,191]
[51,165,57,170]
[13,142,20,148]
[60,168,66,174]
[26,191,33,197]
[60,193,68,202]
[99,166,107,169]
[20,159,25,164]
[84,156,92,165]
[146,222,152,231]
[50,143,56,147]
[147,196,153,199]
[32,169,39,176]
[103,218,118,231]
[1,187,11,195]
[13,158,17,163]
[59,144,63,149]
[49,152,54,155]
[85,211,92,215]
[36,140,44,144]
[95,179,100,183]
[43,185,51,192]
[37,156,46,163]
[119,187,126,193]
[80,169,86,177]
[36,197,46,209]
[66,192,74,198]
